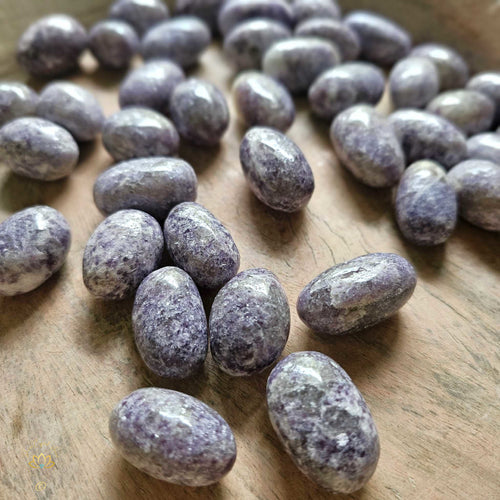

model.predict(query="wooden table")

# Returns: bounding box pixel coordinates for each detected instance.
[1,1,499,499]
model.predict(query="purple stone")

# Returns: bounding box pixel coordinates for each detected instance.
[467,72,500,128]
[291,0,341,24]
[175,0,224,32]
[267,351,380,493]
[467,133,500,164]
[0,82,38,127]
[109,0,170,36]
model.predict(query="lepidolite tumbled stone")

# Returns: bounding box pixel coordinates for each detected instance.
[209,268,290,376]
[175,0,224,32]
[291,0,341,24]
[467,133,500,164]
[83,209,164,300]
[164,202,240,289]
[0,82,38,126]
[109,0,170,36]
[297,253,417,336]
[0,206,71,296]
[109,388,237,486]
[267,351,380,493]
[133,267,207,379]
[467,72,500,128]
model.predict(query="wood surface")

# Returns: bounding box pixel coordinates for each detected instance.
[1,1,499,499]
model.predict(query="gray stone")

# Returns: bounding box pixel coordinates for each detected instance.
[175,0,224,32]
[0,82,38,127]
[109,0,169,36]
[291,0,341,24]
[467,72,500,128]
[467,133,500,164]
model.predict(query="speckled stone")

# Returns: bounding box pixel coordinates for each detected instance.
[240,127,314,211]
[17,14,87,78]
[83,209,164,300]
[94,157,197,220]
[389,109,467,169]
[267,351,380,493]
[223,19,291,71]
[291,0,341,24]
[467,72,500,128]
[395,160,457,246]
[0,117,79,181]
[109,388,236,485]
[295,18,360,62]
[0,206,71,296]
[209,268,290,376]
[297,253,417,336]
[410,43,469,91]
[89,20,139,70]
[164,202,240,289]
[133,267,207,378]
[169,79,229,146]
[309,62,385,121]
[262,37,340,95]
[175,0,224,32]
[389,56,440,109]
[330,105,405,188]
[447,160,500,231]
[0,82,38,126]
[467,133,500,164]
[109,0,170,36]
[37,82,104,142]
[102,107,179,161]
[119,60,185,114]
[344,10,411,67]
[141,16,211,68]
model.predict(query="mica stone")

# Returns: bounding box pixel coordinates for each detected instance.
[291,0,341,24]
[109,0,169,36]
[467,133,500,164]
[175,0,224,32]
[467,72,500,128]
[0,82,38,127]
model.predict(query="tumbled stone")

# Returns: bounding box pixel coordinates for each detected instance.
[109,0,169,36]
[0,82,38,127]
[467,133,500,164]
[291,0,341,24]
[467,72,500,128]
[175,0,224,32]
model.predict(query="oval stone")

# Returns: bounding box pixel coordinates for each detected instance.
[291,0,341,24]
[0,82,38,127]
[467,71,500,128]
[109,0,170,36]
[467,133,500,164]
[175,0,224,32]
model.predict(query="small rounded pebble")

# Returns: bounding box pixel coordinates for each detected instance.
[169,79,229,146]
[141,16,211,68]
[447,160,500,231]
[330,105,405,187]
[0,206,71,296]
[93,157,197,220]
[426,90,495,136]
[37,82,105,142]
[175,0,224,32]
[83,209,164,300]
[240,126,315,211]
[389,109,467,169]
[389,56,440,109]
[297,253,417,336]
[0,117,79,181]
[164,202,240,289]
[309,62,385,121]
[267,351,380,493]
[88,20,139,70]
[0,82,38,126]
[410,43,469,91]
[223,19,291,71]
[109,0,169,36]
[395,160,457,246]
[263,37,340,94]
[133,267,208,378]
[109,388,237,485]
[295,18,360,62]
[232,71,295,131]
[467,133,500,164]
[344,10,411,67]
[467,72,500,128]
[291,0,341,24]
[102,107,179,161]
[119,60,185,114]
[209,268,290,376]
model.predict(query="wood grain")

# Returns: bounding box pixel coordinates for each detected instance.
[1,1,499,499]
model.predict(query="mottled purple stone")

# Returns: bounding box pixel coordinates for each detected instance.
[266,351,380,493]
[344,10,411,67]
[133,267,207,378]
[467,72,500,128]
[330,105,405,188]
[240,127,314,211]
[109,0,170,36]
[17,14,87,78]
[262,37,340,95]
[0,117,79,181]
[175,0,224,32]
[82,209,164,300]
[164,202,240,289]
[447,160,500,231]
[209,268,290,376]
[119,60,185,114]
[89,20,139,70]
[467,133,500,164]
[141,16,211,68]
[309,62,385,121]
[0,206,71,296]
[169,79,229,146]
[0,82,38,127]
[223,18,291,71]
[389,109,467,169]
[395,160,457,246]
[109,388,236,486]
[297,253,417,336]
[291,0,341,24]
[93,157,197,220]
[102,107,179,161]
